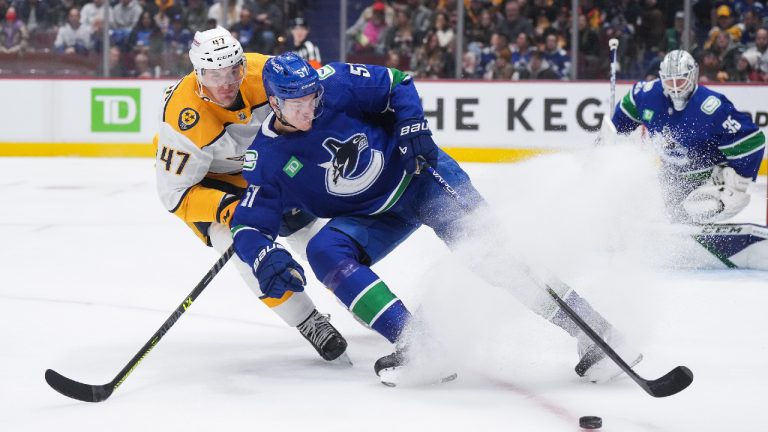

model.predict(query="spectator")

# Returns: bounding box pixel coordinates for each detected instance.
[740,8,761,45]
[730,50,764,81]
[744,27,768,73]
[208,0,242,29]
[382,9,414,59]
[699,50,726,82]
[411,30,452,78]
[384,48,401,69]
[12,0,53,36]
[663,10,686,52]
[54,7,92,54]
[406,0,433,39]
[229,8,260,52]
[433,10,454,51]
[165,13,192,54]
[154,0,183,35]
[510,31,534,73]
[111,0,142,46]
[79,0,107,29]
[289,17,321,68]
[705,4,744,49]
[251,0,283,53]
[0,6,27,54]
[131,50,153,77]
[465,6,495,46]
[497,0,533,41]
[484,46,514,79]
[461,49,481,78]
[636,0,665,53]
[541,32,570,78]
[517,50,561,79]
[348,0,395,32]
[184,0,209,33]
[89,15,109,53]
[347,1,389,54]
[105,45,126,77]
[51,0,77,28]
[479,30,510,77]
[711,31,744,78]
[126,10,163,59]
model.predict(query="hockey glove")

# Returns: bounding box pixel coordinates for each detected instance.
[253,243,306,299]
[683,165,751,223]
[216,194,240,227]
[396,118,438,174]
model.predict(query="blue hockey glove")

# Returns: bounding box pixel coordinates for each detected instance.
[253,243,306,299]
[396,118,438,174]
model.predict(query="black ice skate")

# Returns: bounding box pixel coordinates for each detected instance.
[575,327,643,383]
[297,310,348,362]
[374,345,457,387]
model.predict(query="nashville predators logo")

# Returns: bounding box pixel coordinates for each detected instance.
[178,108,199,131]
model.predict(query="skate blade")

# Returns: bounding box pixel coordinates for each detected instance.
[327,352,353,367]
[379,367,458,387]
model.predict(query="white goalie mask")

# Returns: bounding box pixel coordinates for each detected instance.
[659,50,699,111]
[188,26,246,103]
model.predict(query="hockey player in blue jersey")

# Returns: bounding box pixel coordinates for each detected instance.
[231,52,641,385]
[612,49,765,223]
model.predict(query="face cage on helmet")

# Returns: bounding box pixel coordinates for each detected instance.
[198,58,247,88]
[275,84,325,120]
[660,70,696,101]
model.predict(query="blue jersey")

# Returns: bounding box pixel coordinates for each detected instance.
[612,80,765,179]
[231,63,424,264]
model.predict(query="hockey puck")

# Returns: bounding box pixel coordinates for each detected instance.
[579,416,602,429]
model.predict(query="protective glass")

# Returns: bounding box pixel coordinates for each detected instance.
[200,60,246,87]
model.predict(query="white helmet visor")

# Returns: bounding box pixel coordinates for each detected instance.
[199,60,246,88]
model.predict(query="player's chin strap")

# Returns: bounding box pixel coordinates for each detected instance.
[273,105,299,130]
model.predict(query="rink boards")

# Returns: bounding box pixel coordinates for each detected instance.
[0,78,765,174]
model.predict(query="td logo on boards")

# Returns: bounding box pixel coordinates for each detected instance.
[91,88,141,132]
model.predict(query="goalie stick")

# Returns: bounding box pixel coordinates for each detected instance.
[45,246,235,402]
[420,160,693,398]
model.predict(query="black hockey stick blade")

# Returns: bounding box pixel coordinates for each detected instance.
[639,365,694,398]
[45,369,113,403]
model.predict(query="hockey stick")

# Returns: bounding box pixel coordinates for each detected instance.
[45,246,235,402]
[420,160,693,398]
[609,38,619,112]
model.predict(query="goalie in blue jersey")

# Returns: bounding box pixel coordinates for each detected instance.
[612,49,765,224]
[230,52,641,385]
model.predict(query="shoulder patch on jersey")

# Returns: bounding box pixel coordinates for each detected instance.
[243,149,258,171]
[283,156,303,178]
[642,108,655,121]
[178,108,200,131]
[642,80,655,92]
[318,65,335,80]
[700,95,721,115]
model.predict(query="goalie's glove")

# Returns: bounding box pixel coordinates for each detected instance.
[216,194,240,227]
[683,165,751,223]
[396,118,438,174]
[253,243,306,299]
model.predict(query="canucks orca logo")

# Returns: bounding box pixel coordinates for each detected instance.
[319,133,383,196]
[655,126,689,167]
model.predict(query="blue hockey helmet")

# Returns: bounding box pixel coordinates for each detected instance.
[263,52,321,101]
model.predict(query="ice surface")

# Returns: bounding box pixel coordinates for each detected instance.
[1,150,765,431]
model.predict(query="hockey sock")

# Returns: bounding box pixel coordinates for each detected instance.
[325,259,411,343]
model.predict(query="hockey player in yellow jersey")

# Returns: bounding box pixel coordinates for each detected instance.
[154,26,348,362]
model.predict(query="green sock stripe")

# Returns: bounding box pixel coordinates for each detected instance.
[720,131,766,158]
[350,281,398,325]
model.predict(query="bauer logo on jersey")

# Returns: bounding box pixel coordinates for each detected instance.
[178,108,199,131]
[319,133,383,196]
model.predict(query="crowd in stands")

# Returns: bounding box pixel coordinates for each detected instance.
[1,0,767,82]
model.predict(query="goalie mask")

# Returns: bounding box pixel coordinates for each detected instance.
[188,26,246,106]
[659,50,698,111]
